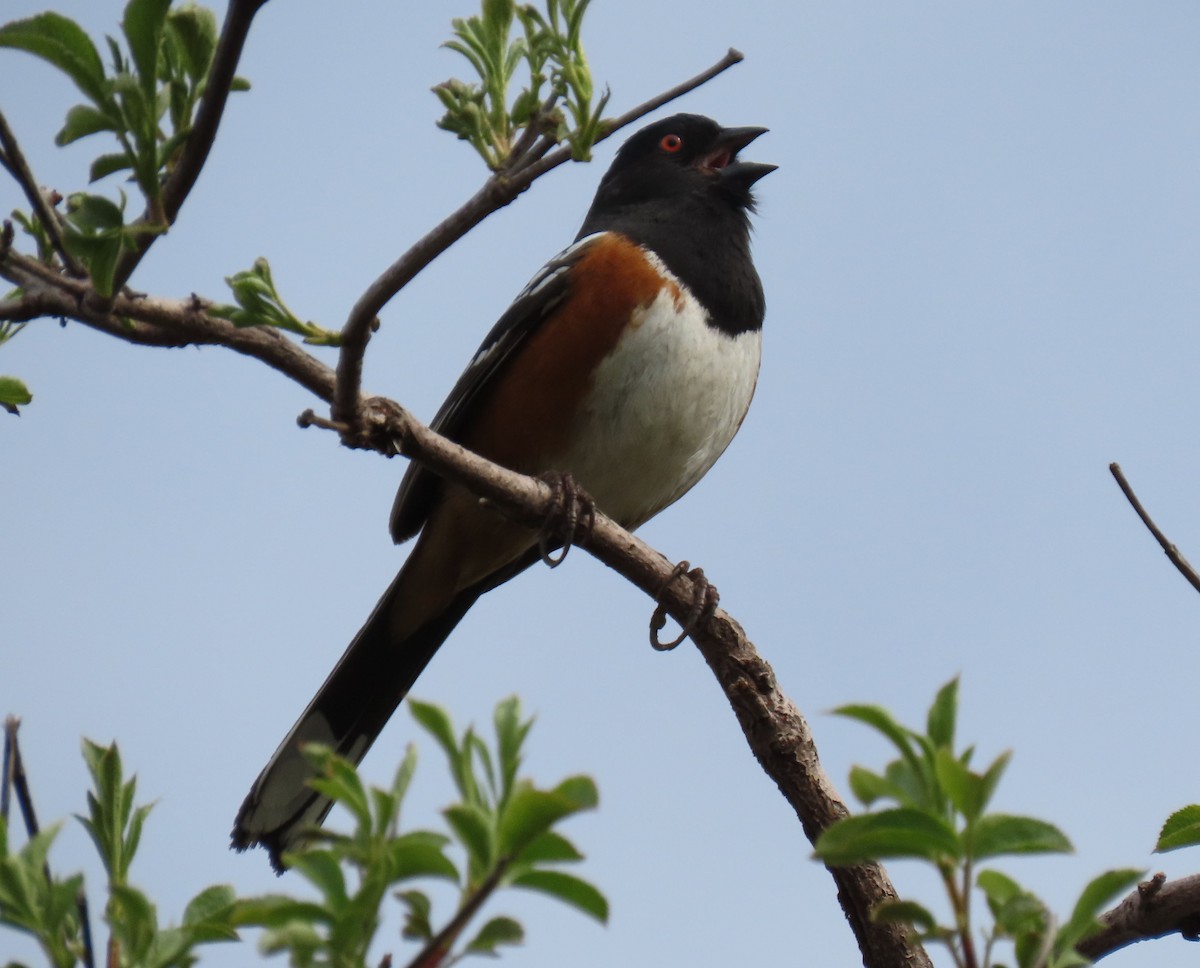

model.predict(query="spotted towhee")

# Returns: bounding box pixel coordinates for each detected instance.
[233,113,774,869]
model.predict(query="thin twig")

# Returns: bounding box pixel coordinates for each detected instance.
[1,717,13,823]
[0,109,84,275]
[3,719,53,883]
[1109,462,1200,595]
[77,889,96,968]
[109,0,269,294]
[331,46,746,424]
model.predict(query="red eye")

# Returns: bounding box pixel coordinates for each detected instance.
[659,133,683,153]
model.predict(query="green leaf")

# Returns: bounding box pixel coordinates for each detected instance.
[465,915,524,954]
[0,13,108,104]
[934,747,980,821]
[229,893,329,929]
[971,814,1072,860]
[396,890,433,941]
[183,883,236,928]
[1054,868,1144,954]
[847,765,911,807]
[494,695,530,800]
[55,103,118,146]
[409,700,459,767]
[386,834,459,883]
[553,774,599,810]
[0,376,33,414]
[871,898,939,933]
[288,850,348,908]
[516,830,584,864]
[65,192,125,234]
[90,152,134,183]
[444,802,494,876]
[498,780,595,858]
[164,4,217,82]
[1156,804,1200,852]
[121,0,171,101]
[833,704,923,772]
[511,868,608,922]
[814,808,961,865]
[926,677,958,749]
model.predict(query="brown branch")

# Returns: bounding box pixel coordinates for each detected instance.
[1078,872,1200,960]
[331,47,746,424]
[109,0,269,294]
[0,109,83,275]
[1109,462,1200,595]
[0,263,338,402]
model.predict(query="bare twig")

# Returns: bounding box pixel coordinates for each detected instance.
[1078,872,1200,960]
[0,109,83,275]
[1109,462,1200,595]
[331,47,746,424]
[0,717,13,823]
[77,889,96,968]
[109,0,270,294]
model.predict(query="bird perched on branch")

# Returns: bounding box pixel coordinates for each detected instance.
[233,113,775,870]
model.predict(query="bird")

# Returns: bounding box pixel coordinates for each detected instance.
[232,113,775,870]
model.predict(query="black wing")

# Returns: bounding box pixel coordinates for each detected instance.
[389,234,605,543]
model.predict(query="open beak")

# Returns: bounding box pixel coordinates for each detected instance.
[699,125,777,187]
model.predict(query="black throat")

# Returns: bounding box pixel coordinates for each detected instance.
[576,187,766,338]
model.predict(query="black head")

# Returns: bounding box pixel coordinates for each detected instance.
[577,114,775,335]
[582,114,775,224]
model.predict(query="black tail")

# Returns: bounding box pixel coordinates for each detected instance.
[230,571,483,871]
[231,547,540,872]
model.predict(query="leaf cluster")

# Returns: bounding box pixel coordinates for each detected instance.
[814,679,1142,968]
[209,258,341,346]
[1,697,604,967]
[1,739,241,968]
[434,0,608,168]
[0,0,248,294]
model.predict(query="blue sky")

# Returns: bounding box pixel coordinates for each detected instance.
[4,2,1200,965]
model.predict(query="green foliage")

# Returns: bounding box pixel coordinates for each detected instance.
[0,1,248,291]
[0,374,32,414]
[1156,804,1200,853]
[1,698,603,966]
[814,679,1142,968]
[209,258,340,346]
[236,696,604,966]
[434,0,608,168]
[0,820,83,968]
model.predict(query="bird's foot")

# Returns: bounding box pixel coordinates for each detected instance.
[537,471,596,567]
[650,560,719,651]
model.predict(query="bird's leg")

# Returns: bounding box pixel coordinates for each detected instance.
[537,471,597,567]
[650,561,720,651]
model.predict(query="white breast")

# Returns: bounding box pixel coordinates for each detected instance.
[555,257,762,529]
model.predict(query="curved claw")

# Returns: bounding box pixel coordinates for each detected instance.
[538,471,596,568]
[650,562,719,650]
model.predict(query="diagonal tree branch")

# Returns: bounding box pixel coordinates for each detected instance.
[1109,462,1200,595]
[331,47,746,424]
[0,108,83,275]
